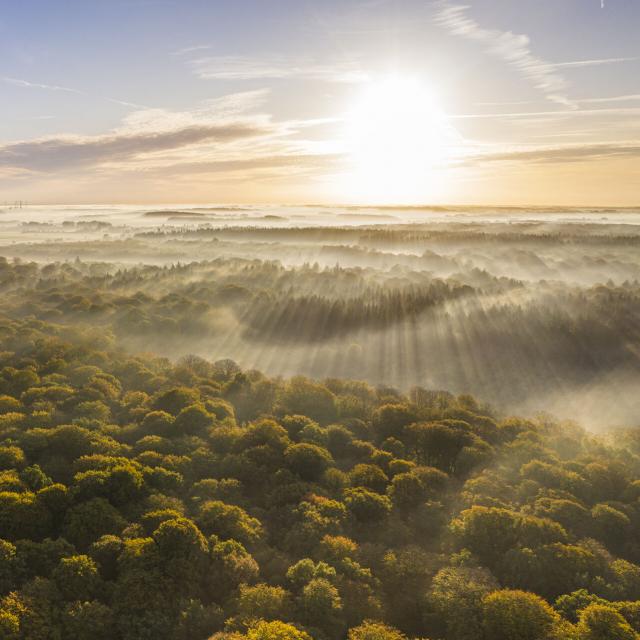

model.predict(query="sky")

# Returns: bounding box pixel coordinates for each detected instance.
[0,0,639,206]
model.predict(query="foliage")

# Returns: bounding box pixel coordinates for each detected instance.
[0,315,639,638]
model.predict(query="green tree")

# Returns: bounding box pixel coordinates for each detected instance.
[198,501,262,545]
[61,600,115,640]
[298,577,342,630]
[152,387,200,416]
[285,443,333,481]
[245,620,311,640]
[576,604,636,640]
[278,377,337,424]
[62,497,126,549]
[427,565,497,640]
[371,404,416,441]
[344,488,391,523]
[235,583,292,625]
[482,590,561,640]
[52,554,102,600]
[348,620,407,640]
[349,464,388,494]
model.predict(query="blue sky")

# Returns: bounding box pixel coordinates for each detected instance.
[1,0,638,204]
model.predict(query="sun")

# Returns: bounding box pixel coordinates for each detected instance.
[342,75,455,204]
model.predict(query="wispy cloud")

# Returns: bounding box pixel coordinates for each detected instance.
[452,106,640,120]
[579,94,640,105]
[106,97,151,109]
[554,56,637,68]
[2,76,83,94]
[142,153,343,178]
[434,2,572,107]
[466,142,640,165]
[189,55,368,83]
[117,89,271,134]
[3,75,149,110]
[171,44,212,56]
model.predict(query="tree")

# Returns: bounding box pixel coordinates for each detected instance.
[235,583,292,625]
[75,463,145,506]
[482,590,561,640]
[90,534,124,581]
[174,598,223,640]
[427,565,497,640]
[278,377,337,424]
[298,577,342,630]
[52,554,102,601]
[19,465,52,492]
[286,559,336,589]
[450,507,520,567]
[498,543,603,600]
[344,488,391,523]
[555,590,609,624]
[0,447,25,471]
[349,464,388,494]
[576,604,636,640]
[388,472,427,510]
[198,501,262,545]
[152,387,200,416]
[245,620,311,640]
[610,559,640,601]
[0,491,51,541]
[173,403,215,436]
[153,518,209,598]
[140,411,174,436]
[405,422,472,473]
[591,504,631,551]
[347,620,407,640]
[0,608,20,640]
[371,404,416,441]
[209,538,259,601]
[0,540,17,595]
[62,497,126,549]
[285,443,333,481]
[61,600,116,640]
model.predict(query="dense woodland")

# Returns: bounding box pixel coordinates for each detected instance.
[2,315,640,639]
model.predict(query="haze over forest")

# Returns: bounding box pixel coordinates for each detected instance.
[3,204,640,428]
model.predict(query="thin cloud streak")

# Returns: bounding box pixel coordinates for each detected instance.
[3,75,149,110]
[579,94,640,104]
[171,44,212,56]
[464,142,640,165]
[451,107,640,119]
[189,55,368,83]
[434,1,572,107]
[554,56,638,68]
[2,76,83,94]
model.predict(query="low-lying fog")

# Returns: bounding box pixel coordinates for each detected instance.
[2,203,640,429]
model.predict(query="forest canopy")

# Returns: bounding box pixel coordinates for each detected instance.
[2,315,640,639]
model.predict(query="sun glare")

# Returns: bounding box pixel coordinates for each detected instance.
[342,76,455,204]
